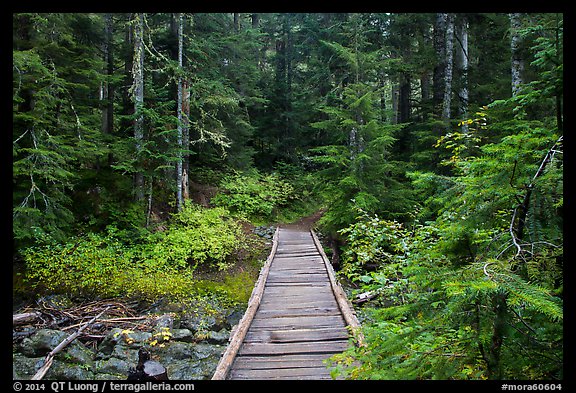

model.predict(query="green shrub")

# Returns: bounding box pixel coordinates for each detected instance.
[22,203,245,301]
[338,207,406,282]
[212,170,295,222]
[141,203,243,272]
[22,232,133,298]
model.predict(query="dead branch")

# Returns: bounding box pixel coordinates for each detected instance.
[31,307,110,380]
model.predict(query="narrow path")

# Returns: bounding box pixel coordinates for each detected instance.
[212,226,361,380]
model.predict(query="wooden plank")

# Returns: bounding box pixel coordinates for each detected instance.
[275,252,321,262]
[266,275,327,283]
[238,340,350,356]
[269,264,326,271]
[250,315,345,329]
[266,274,326,280]
[267,270,326,276]
[245,327,349,343]
[252,308,342,319]
[277,246,318,252]
[274,252,321,258]
[228,367,334,380]
[257,294,336,304]
[269,261,325,267]
[257,300,338,311]
[264,282,330,287]
[232,354,332,370]
[261,294,333,302]
[263,287,334,296]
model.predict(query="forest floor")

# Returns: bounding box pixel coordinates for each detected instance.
[281,208,325,231]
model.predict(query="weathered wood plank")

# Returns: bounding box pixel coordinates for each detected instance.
[264,285,331,293]
[263,282,330,288]
[267,270,326,276]
[245,327,349,343]
[238,340,350,356]
[266,275,328,283]
[252,308,342,320]
[257,300,338,311]
[232,354,331,370]
[250,315,345,329]
[258,295,336,305]
[228,367,335,380]
[268,264,326,271]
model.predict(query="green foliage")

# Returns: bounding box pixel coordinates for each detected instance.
[141,203,243,272]
[13,14,108,246]
[23,232,136,298]
[330,215,563,380]
[338,208,406,281]
[211,169,296,223]
[21,203,246,302]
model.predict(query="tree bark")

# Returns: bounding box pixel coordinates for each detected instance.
[486,292,507,379]
[182,79,190,201]
[433,13,448,121]
[13,312,41,325]
[103,13,115,166]
[391,81,399,125]
[510,13,524,97]
[456,15,469,133]
[442,14,455,122]
[176,13,184,211]
[132,13,145,202]
[398,72,411,123]
[233,13,240,32]
[251,13,259,29]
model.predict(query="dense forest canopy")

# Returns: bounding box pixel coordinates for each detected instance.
[13,12,562,380]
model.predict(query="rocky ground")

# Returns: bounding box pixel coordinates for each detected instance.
[13,296,246,380]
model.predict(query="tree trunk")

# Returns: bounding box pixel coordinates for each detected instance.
[378,72,387,123]
[456,15,469,133]
[510,13,524,97]
[233,13,240,32]
[182,79,190,201]
[417,25,432,122]
[285,13,294,153]
[398,72,411,123]
[442,13,455,122]
[103,13,115,166]
[486,292,507,379]
[554,14,563,132]
[391,80,399,125]
[433,13,448,121]
[251,13,259,29]
[132,13,145,202]
[176,13,184,211]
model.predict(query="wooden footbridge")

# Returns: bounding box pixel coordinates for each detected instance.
[212,226,363,380]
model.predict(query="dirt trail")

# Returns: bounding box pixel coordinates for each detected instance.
[280,209,325,231]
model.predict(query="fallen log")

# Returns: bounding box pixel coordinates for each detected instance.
[13,312,41,326]
[31,307,110,380]
[353,291,378,304]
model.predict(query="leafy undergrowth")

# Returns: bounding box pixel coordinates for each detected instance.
[18,202,270,308]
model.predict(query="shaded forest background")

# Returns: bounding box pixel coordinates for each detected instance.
[13,12,563,380]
